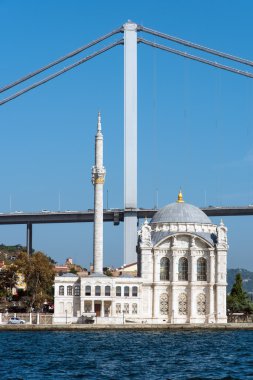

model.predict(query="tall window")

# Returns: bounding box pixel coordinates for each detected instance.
[124,303,129,314]
[124,286,130,297]
[116,304,121,314]
[116,286,121,296]
[132,303,138,314]
[160,257,170,281]
[67,286,72,296]
[105,286,111,296]
[84,301,92,313]
[59,286,64,296]
[74,285,80,296]
[132,286,138,297]
[85,285,91,296]
[197,258,207,281]
[95,286,101,296]
[178,257,188,281]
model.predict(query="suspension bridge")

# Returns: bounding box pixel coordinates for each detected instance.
[1,21,253,264]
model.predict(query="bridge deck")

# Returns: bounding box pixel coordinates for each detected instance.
[0,206,252,225]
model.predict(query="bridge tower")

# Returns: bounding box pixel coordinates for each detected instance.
[124,21,138,265]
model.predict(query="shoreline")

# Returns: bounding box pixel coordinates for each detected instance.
[1,323,253,331]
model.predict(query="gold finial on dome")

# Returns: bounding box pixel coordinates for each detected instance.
[177,189,184,203]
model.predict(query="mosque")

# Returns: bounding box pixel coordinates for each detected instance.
[53,114,229,324]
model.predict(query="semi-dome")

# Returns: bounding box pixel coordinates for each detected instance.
[151,192,211,225]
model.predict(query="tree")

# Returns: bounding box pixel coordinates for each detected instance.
[15,251,55,310]
[0,266,18,297]
[227,273,253,314]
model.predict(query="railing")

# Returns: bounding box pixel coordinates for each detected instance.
[0,312,53,325]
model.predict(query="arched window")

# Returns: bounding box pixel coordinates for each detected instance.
[178,257,188,281]
[105,286,111,296]
[74,285,80,296]
[67,286,72,296]
[197,258,207,281]
[124,286,129,297]
[116,286,121,297]
[95,286,101,296]
[197,293,206,315]
[59,285,64,296]
[178,293,187,315]
[160,257,170,281]
[132,286,138,297]
[85,285,91,296]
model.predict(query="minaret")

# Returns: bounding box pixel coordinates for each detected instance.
[91,112,106,274]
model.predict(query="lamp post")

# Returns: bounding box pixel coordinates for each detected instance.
[122,310,125,325]
[65,309,67,324]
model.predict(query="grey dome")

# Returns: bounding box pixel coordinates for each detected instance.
[151,202,211,224]
[61,273,78,277]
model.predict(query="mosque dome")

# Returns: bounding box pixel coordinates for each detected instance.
[151,191,212,225]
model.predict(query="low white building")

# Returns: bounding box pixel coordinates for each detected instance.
[54,115,228,324]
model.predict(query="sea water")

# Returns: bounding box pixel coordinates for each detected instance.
[1,330,253,379]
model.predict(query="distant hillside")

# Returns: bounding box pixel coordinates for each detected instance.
[0,244,27,263]
[228,268,253,295]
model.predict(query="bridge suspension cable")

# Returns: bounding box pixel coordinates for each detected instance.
[138,38,253,79]
[0,26,123,94]
[0,39,123,106]
[2,23,253,107]
[139,25,253,68]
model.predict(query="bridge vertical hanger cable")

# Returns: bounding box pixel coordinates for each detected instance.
[182,57,189,199]
[152,37,158,209]
[215,70,221,206]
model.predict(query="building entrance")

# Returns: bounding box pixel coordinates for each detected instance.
[95,303,101,317]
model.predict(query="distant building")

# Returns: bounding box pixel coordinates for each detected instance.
[54,114,228,325]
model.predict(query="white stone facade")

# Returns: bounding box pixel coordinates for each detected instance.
[54,208,228,325]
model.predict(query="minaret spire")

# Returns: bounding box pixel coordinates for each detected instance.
[92,112,106,274]
[97,111,101,132]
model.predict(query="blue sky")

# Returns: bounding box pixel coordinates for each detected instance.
[1,0,253,270]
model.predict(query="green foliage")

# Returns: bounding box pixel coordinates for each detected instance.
[0,266,18,296]
[103,267,113,277]
[69,267,77,274]
[227,273,253,314]
[15,251,55,310]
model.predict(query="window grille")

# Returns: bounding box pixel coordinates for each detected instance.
[74,285,80,296]
[105,286,111,296]
[132,303,138,314]
[197,258,207,281]
[116,286,121,296]
[178,257,188,281]
[197,293,206,315]
[59,286,64,296]
[160,293,169,315]
[160,257,170,280]
[67,286,72,296]
[124,303,129,314]
[178,293,187,315]
[116,304,121,314]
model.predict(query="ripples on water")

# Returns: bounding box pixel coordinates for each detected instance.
[1,330,253,380]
